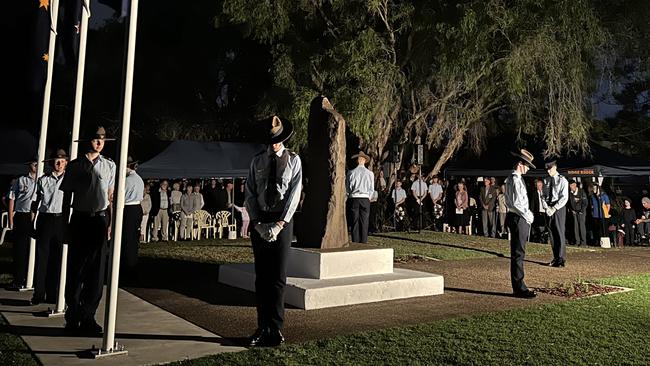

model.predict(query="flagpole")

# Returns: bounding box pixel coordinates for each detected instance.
[94,0,139,357]
[49,0,91,317]
[25,0,61,292]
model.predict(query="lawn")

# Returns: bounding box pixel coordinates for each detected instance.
[138,231,599,264]
[169,274,650,366]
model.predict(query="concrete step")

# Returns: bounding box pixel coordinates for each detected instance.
[219,264,444,310]
[288,246,394,279]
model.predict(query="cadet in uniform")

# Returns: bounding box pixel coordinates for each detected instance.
[30,149,68,304]
[505,149,537,298]
[346,151,374,243]
[8,157,38,290]
[122,156,144,282]
[543,160,569,267]
[245,116,302,347]
[59,126,116,335]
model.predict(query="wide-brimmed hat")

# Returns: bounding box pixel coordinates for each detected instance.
[24,156,39,165]
[127,156,138,168]
[351,151,371,162]
[266,116,294,144]
[43,149,69,162]
[510,149,536,169]
[75,126,116,142]
[544,160,558,169]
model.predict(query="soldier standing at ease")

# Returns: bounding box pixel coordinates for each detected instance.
[59,126,116,335]
[346,151,374,243]
[543,160,568,267]
[30,149,68,304]
[245,116,302,347]
[505,149,537,299]
[121,156,144,282]
[7,157,38,290]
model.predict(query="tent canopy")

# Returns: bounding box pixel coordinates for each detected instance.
[444,137,650,178]
[0,129,38,176]
[137,140,265,179]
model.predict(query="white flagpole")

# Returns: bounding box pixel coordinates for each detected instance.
[95,0,139,357]
[49,0,91,317]
[25,0,61,291]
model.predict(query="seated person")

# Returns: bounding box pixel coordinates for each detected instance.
[635,197,650,242]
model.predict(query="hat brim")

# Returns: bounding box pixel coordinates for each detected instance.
[269,120,294,144]
[509,151,536,169]
[43,157,69,162]
[74,137,117,142]
[351,153,371,161]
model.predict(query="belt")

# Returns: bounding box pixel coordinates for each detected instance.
[125,201,141,206]
[75,209,107,217]
[40,212,63,217]
[350,195,370,199]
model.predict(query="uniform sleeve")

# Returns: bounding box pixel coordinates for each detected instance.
[244,158,260,222]
[368,171,375,197]
[8,179,19,200]
[281,156,303,223]
[554,177,569,209]
[108,161,116,190]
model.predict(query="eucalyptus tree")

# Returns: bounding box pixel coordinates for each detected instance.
[222,0,608,174]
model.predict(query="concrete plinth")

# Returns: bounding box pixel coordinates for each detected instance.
[219,245,444,310]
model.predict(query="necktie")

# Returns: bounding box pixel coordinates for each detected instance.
[547,177,555,205]
[265,154,280,208]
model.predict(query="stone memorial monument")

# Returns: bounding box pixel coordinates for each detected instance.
[219,96,444,310]
[298,96,348,249]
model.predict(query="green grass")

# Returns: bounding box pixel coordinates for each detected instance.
[138,231,599,264]
[370,231,596,261]
[169,274,650,366]
[138,238,254,264]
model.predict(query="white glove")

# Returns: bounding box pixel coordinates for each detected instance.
[524,213,534,225]
[268,223,284,242]
[545,207,556,217]
[254,223,274,242]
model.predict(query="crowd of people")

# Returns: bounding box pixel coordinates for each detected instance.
[367,165,650,247]
[139,177,248,242]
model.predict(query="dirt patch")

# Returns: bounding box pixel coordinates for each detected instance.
[534,282,631,299]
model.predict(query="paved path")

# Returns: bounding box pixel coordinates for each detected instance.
[0,288,243,366]
[127,245,650,345]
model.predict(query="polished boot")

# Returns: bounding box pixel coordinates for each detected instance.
[513,289,537,299]
[248,328,268,347]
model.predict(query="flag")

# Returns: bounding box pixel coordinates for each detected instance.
[55,0,82,67]
[98,0,129,19]
[28,0,52,94]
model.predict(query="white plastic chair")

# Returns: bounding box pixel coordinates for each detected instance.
[214,211,232,239]
[194,210,215,240]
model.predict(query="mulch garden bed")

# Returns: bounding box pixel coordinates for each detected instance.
[534,282,631,299]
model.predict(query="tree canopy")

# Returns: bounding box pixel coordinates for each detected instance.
[222,0,610,174]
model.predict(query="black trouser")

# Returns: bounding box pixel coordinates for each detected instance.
[506,213,530,293]
[65,212,108,326]
[11,212,32,287]
[548,206,566,263]
[572,212,587,246]
[34,213,64,301]
[350,198,370,243]
[121,204,143,281]
[251,212,292,331]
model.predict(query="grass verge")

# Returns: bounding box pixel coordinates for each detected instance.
[170,274,650,366]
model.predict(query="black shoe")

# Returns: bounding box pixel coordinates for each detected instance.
[547,260,557,267]
[248,328,268,347]
[79,319,103,336]
[550,260,565,268]
[513,289,537,299]
[266,329,285,347]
